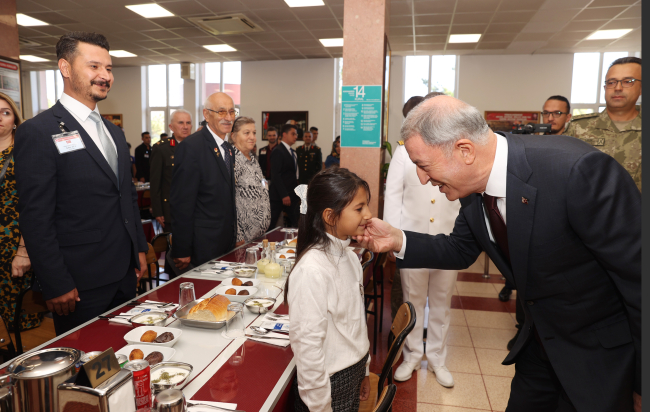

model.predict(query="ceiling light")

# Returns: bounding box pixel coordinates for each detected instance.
[586,29,632,40]
[20,55,49,62]
[285,0,325,6]
[320,38,344,47]
[109,50,138,58]
[16,13,49,26]
[203,44,237,52]
[449,34,481,43]
[125,4,174,18]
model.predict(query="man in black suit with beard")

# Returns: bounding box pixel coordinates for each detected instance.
[354,96,641,412]
[269,123,300,228]
[170,92,237,271]
[15,32,148,335]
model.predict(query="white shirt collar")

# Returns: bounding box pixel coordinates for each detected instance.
[325,232,351,257]
[483,132,508,198]
[60,92,99,121]
[281,141,293,152]
[206,124,226,147]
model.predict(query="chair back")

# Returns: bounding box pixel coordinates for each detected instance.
[0,316,14,351]
[151,232,171,254]
[377,301,416,389]
[372,384,397,412]
[361,251,375,288]
[372,253,388,283]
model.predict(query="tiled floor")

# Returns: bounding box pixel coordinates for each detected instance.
[369,252,518,412]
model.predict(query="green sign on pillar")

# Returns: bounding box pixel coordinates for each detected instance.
[341,85,382,148]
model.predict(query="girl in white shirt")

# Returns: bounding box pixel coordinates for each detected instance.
[286,167,373,412]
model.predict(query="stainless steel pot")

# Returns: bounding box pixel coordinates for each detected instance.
[0,347,81,412]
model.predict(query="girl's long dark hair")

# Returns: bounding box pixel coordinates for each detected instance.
[284,167,370,303]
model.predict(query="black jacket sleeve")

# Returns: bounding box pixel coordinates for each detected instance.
[271,147,289,199]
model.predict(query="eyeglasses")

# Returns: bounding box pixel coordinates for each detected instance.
[541,111,568,118]
[206,108,237,118]
[604,78,641,89]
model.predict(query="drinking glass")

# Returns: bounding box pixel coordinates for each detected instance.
[280,260,291,277]
[284,229,296,242]
[244,248,259,266]
[225,303,245,339]
[178,282,195,308]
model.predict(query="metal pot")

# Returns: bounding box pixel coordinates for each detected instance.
[0,347,81,412]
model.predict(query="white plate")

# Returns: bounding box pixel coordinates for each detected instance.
[275,252,295,260]
[220,278,262,287]
[123,326,182,348]
[214,285,258,302]
[115,345,176,364]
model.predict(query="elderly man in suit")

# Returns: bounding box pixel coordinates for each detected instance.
[170,92,237,270]
[355,96,641,412]
[269,123,300,228]
[15,32,148,335]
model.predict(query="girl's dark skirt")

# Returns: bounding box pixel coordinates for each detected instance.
[294,353,370,412]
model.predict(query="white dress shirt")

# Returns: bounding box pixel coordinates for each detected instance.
[206,125,229,157]
[281,140,299,179]
[397,133,508,258]
[59,93,116,160]
[288,233,370,412]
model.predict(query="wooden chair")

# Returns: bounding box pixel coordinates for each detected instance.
[372,384,397,412]
[0,316,16,362]
[13,283,49,355]
[138,243,159,294]
[358,302,416,412]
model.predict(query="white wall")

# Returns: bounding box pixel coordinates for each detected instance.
[240,58,336,150]
[457,54,574,115]
[385,55,405,163]
[99,66,144,150]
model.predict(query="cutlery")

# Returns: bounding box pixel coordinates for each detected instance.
[99,315,131,320]
[251,326,288,335]
[186,402,245,412]
[245,334,289,340]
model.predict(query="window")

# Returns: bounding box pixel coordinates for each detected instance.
[144,64,184,143]
[198,61,242,119]
[30,69,64,114]
[570,51,641,116]
[404,55,458,102]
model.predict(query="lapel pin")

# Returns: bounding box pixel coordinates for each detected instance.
[522,197,529,204]
[214,148,220,156]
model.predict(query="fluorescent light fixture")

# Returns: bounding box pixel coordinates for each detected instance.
[586,29,632,40]
[320,38,344,47]
[16,13,49,26]
[109,50,138,58]
[203,44,237,52]
[449,34,481,43]
[125,4,174,18]
[284,0,325,6]
[20,55,49,62]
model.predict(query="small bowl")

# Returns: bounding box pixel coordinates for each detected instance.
[232,265,256,278]
[243,297,277,314]
[215,285,258,302]
[79,351,103,364]
[149,361,193,392]
[123,326,183,348]
[129,311,170,327]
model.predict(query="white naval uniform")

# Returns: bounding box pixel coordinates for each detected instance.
[383,143,461,366]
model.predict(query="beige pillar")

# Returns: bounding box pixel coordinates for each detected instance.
[340,0,389,218]
[0,0,19,60]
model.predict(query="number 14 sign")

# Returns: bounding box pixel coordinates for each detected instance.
[341,85,382,148]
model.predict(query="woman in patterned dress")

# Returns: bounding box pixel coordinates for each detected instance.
[230,117,271,245]
[0,92,40,331]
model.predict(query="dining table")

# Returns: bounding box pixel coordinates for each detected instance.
[0,227,367,412]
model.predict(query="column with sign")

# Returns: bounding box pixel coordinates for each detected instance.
[341,85,382,148]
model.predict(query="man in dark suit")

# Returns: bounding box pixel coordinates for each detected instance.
[355,96,641,412]
[134,131,151,182]
[15,32,148,335]
[170,92,236,271]
[258,126,278,180]
[269,123,300,228]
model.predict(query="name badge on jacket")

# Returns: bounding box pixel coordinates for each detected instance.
[52,131,86,154]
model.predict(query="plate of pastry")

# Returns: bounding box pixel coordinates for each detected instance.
[123,326,182,348]
[220,278,262,287]
[115,345,176,366]
[214,285,258,302]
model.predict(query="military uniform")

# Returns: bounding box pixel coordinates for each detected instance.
[296,143,322,185]
[565,105,642,191]
[150,136,178,233]
[383,141,461,367]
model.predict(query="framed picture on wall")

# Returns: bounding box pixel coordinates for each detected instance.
[102,114,123,129]
[484,111,540,133]
[0,56,22,117]
[261,111,308,141]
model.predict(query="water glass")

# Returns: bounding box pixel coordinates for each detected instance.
[244,247,259,266]
[284,229,296,242]
[225,303,245,339]
[280,260,292,276]
[178,282,195,307]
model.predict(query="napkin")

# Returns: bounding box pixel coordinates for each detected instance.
[246,327,291,348]
[139,301,179,310]
[108,316,131,325]
[188,400,237,410]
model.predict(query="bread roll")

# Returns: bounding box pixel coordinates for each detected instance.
[225,288,236,295]
[238,290,249,295]
[232,278,242,286]
[129,349,144,360]
[140,330,158,342]
[187,295,230,322]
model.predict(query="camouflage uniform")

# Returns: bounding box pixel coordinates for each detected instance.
[565,105,642,192]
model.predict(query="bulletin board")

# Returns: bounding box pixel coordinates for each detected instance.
[0,56,22,117]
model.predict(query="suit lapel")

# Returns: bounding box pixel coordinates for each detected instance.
[201,127,233,188]
[504,134,537,300]
[52,102,118,188]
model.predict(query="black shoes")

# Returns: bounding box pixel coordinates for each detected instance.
[498,286,512,302]
[507,328,520,351]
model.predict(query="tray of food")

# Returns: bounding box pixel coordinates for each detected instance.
[123,326,182,347]
[115,345,175,366]
[173,295,235,329]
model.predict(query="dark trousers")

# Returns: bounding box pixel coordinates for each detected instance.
[270,198,300,229]
[506,337,577,412]
[53,269,137,335]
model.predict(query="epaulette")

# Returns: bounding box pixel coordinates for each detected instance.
[398,140,404,146]
[570,112,599,121]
